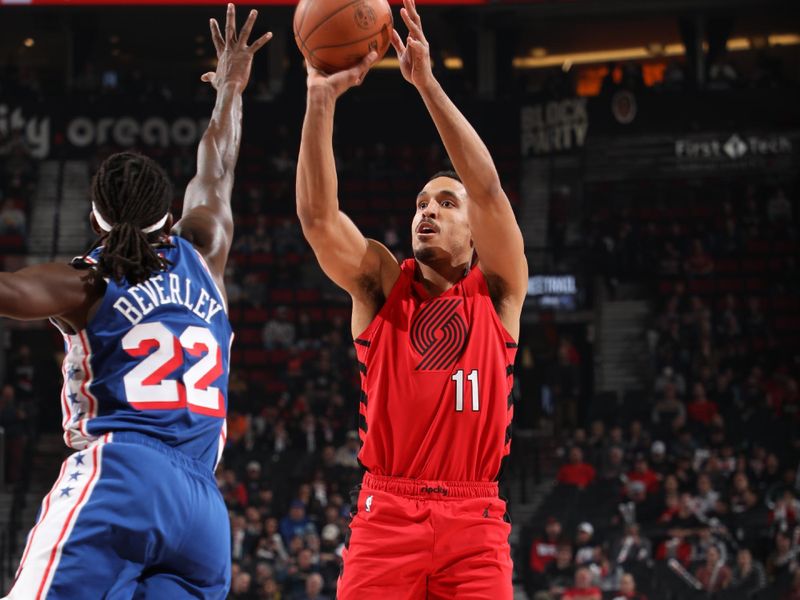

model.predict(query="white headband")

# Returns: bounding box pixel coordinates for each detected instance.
[92,203,169,234]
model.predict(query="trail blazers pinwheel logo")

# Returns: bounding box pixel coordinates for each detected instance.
[410,298,467,371]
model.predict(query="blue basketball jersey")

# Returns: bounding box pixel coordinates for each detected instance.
[52,236,232,472]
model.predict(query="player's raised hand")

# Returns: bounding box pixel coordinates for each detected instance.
[305,51,379,100]
[391,0,434,89]
[201,3,272,93]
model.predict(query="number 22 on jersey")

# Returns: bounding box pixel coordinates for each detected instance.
[122,321,225,417]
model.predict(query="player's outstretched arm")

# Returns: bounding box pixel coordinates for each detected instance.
[0,263,97,321]
[392,0,528,333]
[296,54,400,335]
[174,3,271,285]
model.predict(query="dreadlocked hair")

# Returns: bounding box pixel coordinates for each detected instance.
[90,152,173,284]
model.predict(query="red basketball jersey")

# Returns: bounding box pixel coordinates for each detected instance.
[353,259,517,482]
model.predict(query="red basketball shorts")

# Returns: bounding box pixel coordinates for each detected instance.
[337,473,513,600]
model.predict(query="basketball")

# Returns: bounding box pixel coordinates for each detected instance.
[294,0,393,74]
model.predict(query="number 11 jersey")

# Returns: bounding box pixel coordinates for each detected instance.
[353,259,517,482]
[53,236,232,472]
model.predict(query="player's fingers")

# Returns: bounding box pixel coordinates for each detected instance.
[210,19,225,55]
[350,50,378,86]
[249,31,273,53]
[239,9,257,47]
[404,0,422,25]
[225,3,237,45]
[390,28,406,55]
[400,8,424,42]
[403,0,424,38]
[200,72,215,83]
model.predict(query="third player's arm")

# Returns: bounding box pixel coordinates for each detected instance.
[296,55,399,321]
[0,263,96,321]
[394,0,528,315]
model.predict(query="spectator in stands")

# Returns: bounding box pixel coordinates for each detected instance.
[693,473,724,520]
[334,430,361,469]
[7,344,35,400]
[687,383,719,427]
[229,570,255,599]
[262,306,296,349]
[557,446,596,489]
[771,490,800,531]
[530,517,564,576]
[717,216,742,257]
[624,479,660,524]
[0,383,29,483]
[784,570,800,600]
[600,445,627,481]
[626,420,650,460]
[651,382,686,437]
[613,523,652,566]
[626,454,661,496]
[294,572,329,600]
[767,188,793,229]
[284,547,321,597]
[279,500,316,545]
[663,493,704,538]
[729,471,759,514]
[684,239,715,276]
[534,542,575,600]
[561,567,602,600]
[649,441,671,476]
[0,198,26,235]
[273,217,304,256]
[694,544,732,593]
[586,419,607,467]
[768,530,800,582]
[611,572,647,600]
[241,272,267,307]
[574,522,598,566]
[730,547,767,597]
[591,548,624,591]
[554,337,581,429]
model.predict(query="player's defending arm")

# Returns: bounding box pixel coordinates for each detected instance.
[296,53,400,336]
[173,4,271,286]
[392,0,528,337]
[0,263,98,321]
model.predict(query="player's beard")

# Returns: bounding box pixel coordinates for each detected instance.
[413,246,438,264]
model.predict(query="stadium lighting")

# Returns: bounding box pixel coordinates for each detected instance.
[513,32,800,69]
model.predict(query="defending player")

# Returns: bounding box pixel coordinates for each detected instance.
[0,5,269,598]
[295,0,528,597]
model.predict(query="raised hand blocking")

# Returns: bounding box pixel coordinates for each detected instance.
[200,3,273,93]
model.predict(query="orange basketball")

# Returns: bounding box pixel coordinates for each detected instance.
[294,0,393,74]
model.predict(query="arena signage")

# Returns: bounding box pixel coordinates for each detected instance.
[521,98,589,156]
[65,115,210,150]
[674,132,793,161]
[0,103,208,158]
[528,275,577,296]
[527,275,579,310]
[0,103,50,159]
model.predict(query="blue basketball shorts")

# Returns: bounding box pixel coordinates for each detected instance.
[5,431,230,599]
